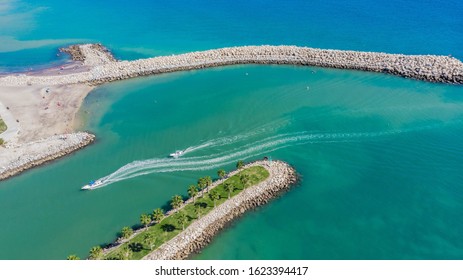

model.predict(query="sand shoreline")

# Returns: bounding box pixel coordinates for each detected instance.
[0,83,94,180]
[0,43,462,182]
[0,46,100,180]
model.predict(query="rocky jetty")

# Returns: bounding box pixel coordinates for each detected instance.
[1,45,462,86]
[0,132,95,180]
[59,45,86,62]
[143,160,297,260]
[60,44,117,66]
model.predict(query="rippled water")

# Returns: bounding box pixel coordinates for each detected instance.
[0,0,462,259]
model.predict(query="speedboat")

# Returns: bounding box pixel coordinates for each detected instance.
[169,150,184,158]
[82,179,104,190]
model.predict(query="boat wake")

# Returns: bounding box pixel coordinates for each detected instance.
[86,125,436,190]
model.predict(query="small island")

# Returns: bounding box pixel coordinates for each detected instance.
[72,159,297,260]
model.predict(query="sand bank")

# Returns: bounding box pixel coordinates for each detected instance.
[0,84,94,143]
[0,46,99,180]
[0,83,94,180]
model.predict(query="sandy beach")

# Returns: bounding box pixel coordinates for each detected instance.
[0,46,105,180]
[0,84,93,143]
[0,83,94,180]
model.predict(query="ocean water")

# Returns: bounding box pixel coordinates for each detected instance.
[0,0,463,259]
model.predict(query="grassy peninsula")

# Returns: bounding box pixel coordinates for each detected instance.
[95,165,269,260]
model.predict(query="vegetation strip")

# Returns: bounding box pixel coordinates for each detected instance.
[144,160,296,260]
[0,118,6,134]
[0,117,6,146]
[76,160,296,260]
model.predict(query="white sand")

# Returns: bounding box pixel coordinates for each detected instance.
[0,84,94,180]
[0,84,93,143]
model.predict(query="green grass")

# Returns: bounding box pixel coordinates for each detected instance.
[0,118,6,134]
[103,165,269,260]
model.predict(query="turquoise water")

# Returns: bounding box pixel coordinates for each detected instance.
[1,0,463,259]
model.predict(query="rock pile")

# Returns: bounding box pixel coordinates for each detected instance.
[0,132,95,180]
[60,43,117,66]
[1,45,462,86]
[143,160,297,260]
[59,45,86,62]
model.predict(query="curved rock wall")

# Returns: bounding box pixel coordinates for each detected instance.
[1,45,462,86]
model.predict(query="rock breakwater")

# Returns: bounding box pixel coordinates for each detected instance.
[143,160,297,260]
[60,44,117,66]
[0,132,95,180]
[1,45,462,86]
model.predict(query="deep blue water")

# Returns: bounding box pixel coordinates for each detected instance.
[0,0,463,259]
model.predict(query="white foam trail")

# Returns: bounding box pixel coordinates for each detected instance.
[89,126,427,189]
[171,120,289,157]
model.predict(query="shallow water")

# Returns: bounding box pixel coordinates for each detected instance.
[0,0,463,259]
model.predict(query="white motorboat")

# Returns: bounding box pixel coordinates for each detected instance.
[169,150,184,158]
[82,179,104,190]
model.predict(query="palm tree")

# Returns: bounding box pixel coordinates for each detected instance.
[197,177,207,197]
[240,174,250,188]
[88,246,103,260]
[175,211,188,230]
[204,176,212,193]
[121,226,133,239]
[171,195,183,210]
[140,213,151,230]
[143,232,156,250]
[217,169,226,179]
[194,204,204,219]
[120,244,132,260]
[236,160,244,169]
[188,185,198,203]
[223,182,235,199]
[67,254,80,260]
[208,189,220,208]
[152,208,164,224]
